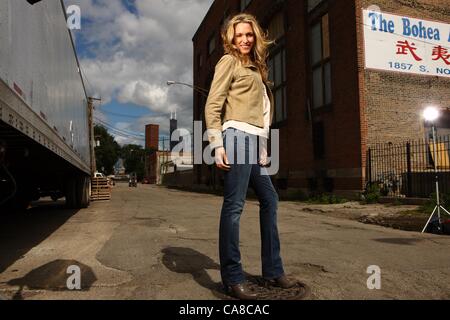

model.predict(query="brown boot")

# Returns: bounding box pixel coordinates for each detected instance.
[272,275,297,289]
[225,283,258,300]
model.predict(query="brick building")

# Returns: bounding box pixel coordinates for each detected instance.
[192,0,450,198]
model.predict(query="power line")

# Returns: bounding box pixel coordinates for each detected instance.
[95,124,145,141]
[94,123,144,141]
[94,117,144,136]
[94,123,144,140]
[97,109,168,119]
[98,110,144,119]
[94,117,145,140]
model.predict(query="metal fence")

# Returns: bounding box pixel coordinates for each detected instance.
[367,135,450,198]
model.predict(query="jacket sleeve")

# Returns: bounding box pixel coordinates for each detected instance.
[204,55,236,150]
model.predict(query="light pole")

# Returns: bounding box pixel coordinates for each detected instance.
[422,106,450,233]
[166,81,209,97]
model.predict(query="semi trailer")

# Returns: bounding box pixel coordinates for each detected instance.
[0,0,94,211]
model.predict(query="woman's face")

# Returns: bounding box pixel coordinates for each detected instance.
[234,22,255,56]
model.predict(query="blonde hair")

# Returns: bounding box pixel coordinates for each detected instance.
[222,13,273,83]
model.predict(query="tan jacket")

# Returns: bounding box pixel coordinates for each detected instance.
[204,54,274,149]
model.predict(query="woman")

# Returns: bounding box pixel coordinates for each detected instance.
[205,13,296,300]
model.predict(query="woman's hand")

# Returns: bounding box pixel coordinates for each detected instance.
[215,147,231,171]
[259,138,269,167]
[259,145,269,167]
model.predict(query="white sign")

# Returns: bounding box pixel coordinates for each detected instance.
[363,9,450,78]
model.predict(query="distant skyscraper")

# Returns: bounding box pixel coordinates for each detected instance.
[170,111,178,152]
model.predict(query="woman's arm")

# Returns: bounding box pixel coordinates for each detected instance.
[204,55,236,150]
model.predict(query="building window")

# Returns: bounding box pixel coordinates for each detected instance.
[268,11,284,41]
[425,109,450,138]
[310,13,332,109]
[308,0,325,12]
[312,121,325,159]
[220,8,230,33]
[268,12,287,124]
[208,34,216,55]
[240,0,251,12]
[423,110,450,169]
[223,8,230,21]
[428,140,450,170]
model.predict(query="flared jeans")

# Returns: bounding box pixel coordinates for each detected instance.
[219,128,285,286]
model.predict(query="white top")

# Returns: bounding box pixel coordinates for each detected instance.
[222,85,271,139]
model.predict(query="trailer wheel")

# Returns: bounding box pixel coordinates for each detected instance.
[76,175,90,208]
[66,175,90,209]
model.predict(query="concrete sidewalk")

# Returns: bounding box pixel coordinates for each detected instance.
[1,183,449,300]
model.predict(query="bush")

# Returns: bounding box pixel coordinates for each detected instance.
[290,189,309,201]
[419,192,450,215]
[307,193,348,204]
[362,183,381,204]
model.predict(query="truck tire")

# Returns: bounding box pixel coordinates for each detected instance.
[76,175,90,208]
[66,175,90,209]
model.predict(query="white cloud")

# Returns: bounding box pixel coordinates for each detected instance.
[113,134,143,147]
[71,0,212,145]
[117,80,169,112]
[75,0,212,102]
[77,0,212,106]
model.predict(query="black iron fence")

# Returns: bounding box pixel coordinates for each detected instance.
[367,135,450,198]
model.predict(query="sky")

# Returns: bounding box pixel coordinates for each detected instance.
[66,0,212,147]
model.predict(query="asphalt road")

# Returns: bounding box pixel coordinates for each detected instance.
[1,183,450,300]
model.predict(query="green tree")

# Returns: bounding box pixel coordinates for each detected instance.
[94,125,120,175]
[120,144,146,181]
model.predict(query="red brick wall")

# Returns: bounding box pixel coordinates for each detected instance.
[145,124,159,150]
[355,0,450,188]
[193,0,365,194]
[145,124,159,184]
[192,1,450,194]
[356,0,450,147]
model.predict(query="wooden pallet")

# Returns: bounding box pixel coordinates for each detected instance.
[90,177,111,201]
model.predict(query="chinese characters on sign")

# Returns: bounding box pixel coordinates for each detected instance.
[363,10,450,77]
[396,41,422,61]
[432,46,450,65]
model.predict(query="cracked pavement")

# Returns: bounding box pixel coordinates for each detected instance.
[0,183,449,300]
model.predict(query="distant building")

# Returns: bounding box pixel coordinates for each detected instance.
[192,0,450,198]
[114,158,126,176]
[144,124,160,184]
[170,111,178,152]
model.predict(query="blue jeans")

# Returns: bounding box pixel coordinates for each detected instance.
[219,128,285,286]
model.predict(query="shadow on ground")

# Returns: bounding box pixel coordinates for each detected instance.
[0,200,79,273]
[161,247,229,299]
[7,259,97,300]
[372,238,424,245]
[161,247,311,300]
